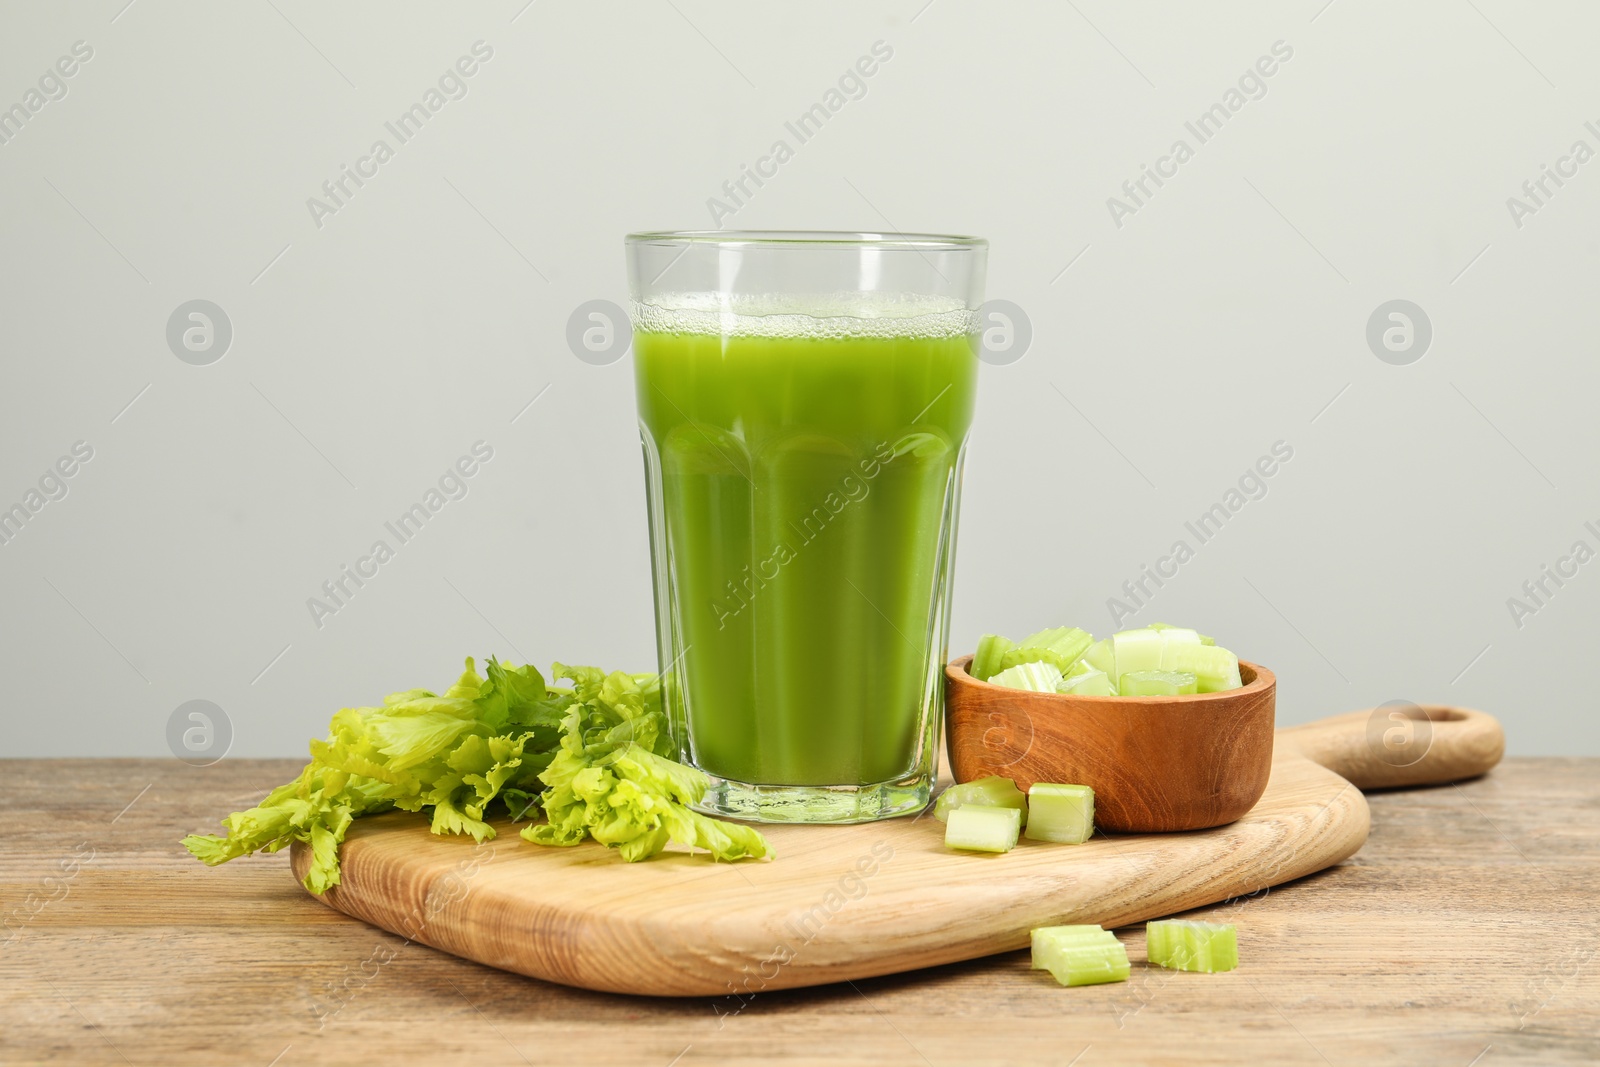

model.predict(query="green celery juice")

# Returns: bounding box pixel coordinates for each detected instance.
[634,298,978,787]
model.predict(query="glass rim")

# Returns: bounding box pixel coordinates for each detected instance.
[626,229,987,251]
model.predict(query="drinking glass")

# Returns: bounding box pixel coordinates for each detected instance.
[626,231,986,822]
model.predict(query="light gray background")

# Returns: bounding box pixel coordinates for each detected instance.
[2,0,1595,758]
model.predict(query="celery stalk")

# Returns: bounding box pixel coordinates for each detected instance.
[1111,628,1164,678]
[1031,925,1130,986]
[1159,643,1242,693]
[934,776,1027,825]
[1024,783,1094,843]
[987,661,1064,693]
[971,633,1014,682]
[1146,919,1238,973]
[1148,623,1201,646]
[998,626,1093,674]
[1056,667,1114,696]
[944,805,1022,853]
[1030,925,1111,968]
[1083,638,1113,675]
[1119,670,1197,696]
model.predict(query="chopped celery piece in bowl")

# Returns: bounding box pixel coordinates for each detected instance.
[987,661,1064,693]
[1056,667,1114,696]
[1119,670,1198,696]
[1159,642,1242,693]
[964,622,1242,697]
[996,626,1093,674]
[970,634,1015,682]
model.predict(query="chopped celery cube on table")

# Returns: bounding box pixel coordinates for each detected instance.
[1119,669,1198,696]
[1031,925,1130,986]
[1024,783,1094,843]
[935,776,1027,825]
[944,805,1022,853]
[987,661,1064,693]
[1146,919,1238,972]
[1030,924,1111,968]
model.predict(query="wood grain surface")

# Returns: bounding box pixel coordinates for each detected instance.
[3,755,1596,1066]
[285,707,1498,996]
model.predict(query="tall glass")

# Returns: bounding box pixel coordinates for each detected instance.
[627,231,986,823]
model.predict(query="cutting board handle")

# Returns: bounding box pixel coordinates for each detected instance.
[1276,704,1504,790]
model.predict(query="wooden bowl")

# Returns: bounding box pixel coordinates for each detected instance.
[944,654,1276,833]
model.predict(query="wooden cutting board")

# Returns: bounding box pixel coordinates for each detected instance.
[290,705,1503,997]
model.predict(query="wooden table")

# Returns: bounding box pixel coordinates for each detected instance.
[3,759,1596,1066]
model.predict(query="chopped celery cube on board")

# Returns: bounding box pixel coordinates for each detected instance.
[987,661,1064,693]
[1025,783,1094,843]
[1031,925,1130,986]
[935,776,1027,825]
[944,805,1022,853]
[1119,670,1198,696]
[1146,919,1238,972]
[1056,667,1114,696]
